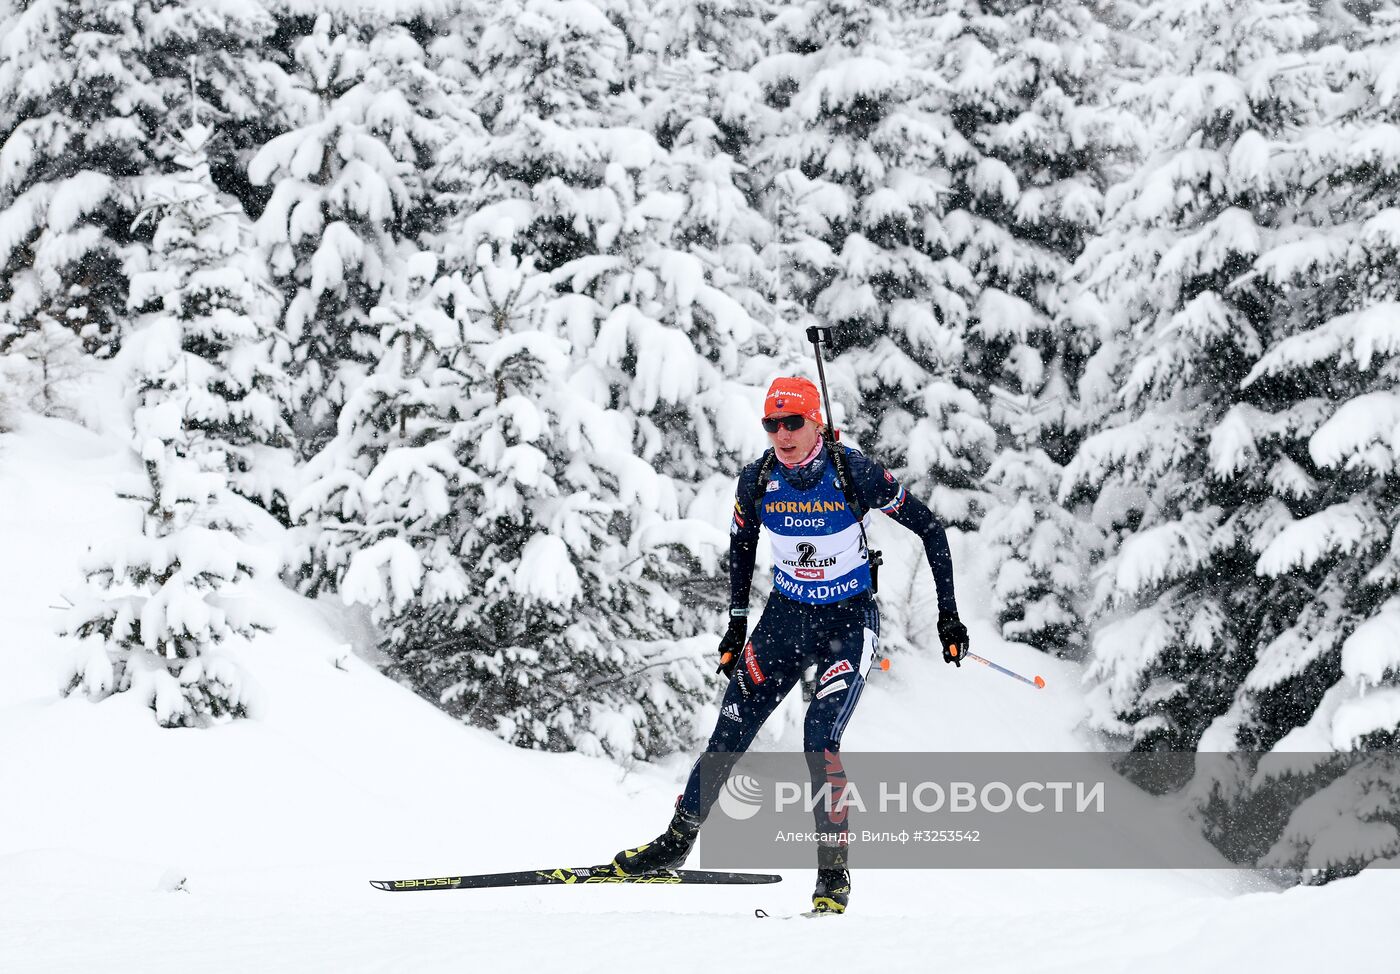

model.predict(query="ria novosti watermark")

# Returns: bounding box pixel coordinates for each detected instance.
[765,777,1106,815]
[694,751,1400,869]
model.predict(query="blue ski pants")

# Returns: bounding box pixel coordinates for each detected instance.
[679,590,880,839]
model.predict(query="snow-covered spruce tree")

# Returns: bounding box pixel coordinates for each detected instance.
[291,249,459,601]
[916,0,1133,657]
[0,0,281,359]
[983,446,1099,656]
[0,0,158,357]
[0,314,87,419]
[587,6,789,642]
[331,247,711,758]
[559,135,771,613]
[450,0,630,274]
[304,0,726,757]
[249,12,456,459]
[628,0,773,224]
[636,0,772,86]
[137,1,284,204]
[751,0,992,529]
[567,0,780,496]
[470,0,781,593]
[62,122,274,726]
[631,0,778,367]
[1064,0,1331,749]
[1202,8,1400,880]
[142,103,295,516]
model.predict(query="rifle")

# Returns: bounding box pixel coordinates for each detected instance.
[806,325,883,593]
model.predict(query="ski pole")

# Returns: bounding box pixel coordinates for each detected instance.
[951,646,1045,689]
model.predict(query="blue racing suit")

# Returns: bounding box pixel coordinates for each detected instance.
[679,442,959,846]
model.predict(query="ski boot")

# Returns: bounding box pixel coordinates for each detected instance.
[611,803,702,875]
[811,842,850,914]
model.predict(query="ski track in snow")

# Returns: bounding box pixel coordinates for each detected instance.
[2,415,1397,973]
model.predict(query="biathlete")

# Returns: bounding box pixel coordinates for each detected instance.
[611,376,968,913]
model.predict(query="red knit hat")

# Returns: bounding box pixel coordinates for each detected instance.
[764,377,823,426]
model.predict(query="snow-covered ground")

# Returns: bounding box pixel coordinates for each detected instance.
[2,414,1395,973]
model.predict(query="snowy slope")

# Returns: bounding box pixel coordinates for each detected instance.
[1,415,1396,974]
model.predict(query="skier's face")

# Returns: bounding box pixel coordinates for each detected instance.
[765,414,821,464]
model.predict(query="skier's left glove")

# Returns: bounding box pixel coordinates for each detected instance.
[938,612,969,666]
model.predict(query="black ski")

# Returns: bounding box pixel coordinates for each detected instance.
[370,865,781,891]
[754,908,841,920]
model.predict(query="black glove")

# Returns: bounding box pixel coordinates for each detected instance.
[717,616,748,676]
[938,612,969,666]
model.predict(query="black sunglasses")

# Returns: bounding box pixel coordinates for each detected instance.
[762,414,807,433]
